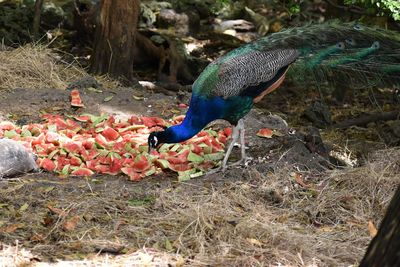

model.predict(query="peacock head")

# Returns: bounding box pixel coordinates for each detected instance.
[148,130,168,152]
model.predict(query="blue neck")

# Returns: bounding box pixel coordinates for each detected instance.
[165,95,224,143]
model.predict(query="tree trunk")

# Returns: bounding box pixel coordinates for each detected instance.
[360,185,400,267]
[90,0,140,83]
[32,0,44,39]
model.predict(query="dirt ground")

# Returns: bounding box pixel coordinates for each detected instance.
[0,50,400,266]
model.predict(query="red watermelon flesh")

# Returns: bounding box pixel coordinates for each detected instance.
[74,115,91,122]
[70,89,84,107]
[1,112,232,180]
[121,167,141,181]
[62,142,81,154]
[223,127,232,137]
[82,139,95,150]
[169,163,192,172]
[102,127,120,141]
[45,132,60,144]
[0,122,16,131]
[131,155,151,172]
[71,167,94,176]
[69,155,83,166]
[39,158,57,172]
[167,149,189,165]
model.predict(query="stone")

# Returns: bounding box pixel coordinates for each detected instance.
[0,139,38,178]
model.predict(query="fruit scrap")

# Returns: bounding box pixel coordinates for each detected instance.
[0,113,231,181]
[70,89,84,108]
[256,128,274,138]
[178,103,188,108]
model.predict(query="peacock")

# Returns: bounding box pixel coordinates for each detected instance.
[148,21,400,171]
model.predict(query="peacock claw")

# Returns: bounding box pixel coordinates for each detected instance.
[205,157,248,176]
[228,159,245,167]
[205,119,248,176]
[205,166,222,176]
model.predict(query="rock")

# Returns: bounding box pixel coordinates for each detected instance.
[244,6,269,36]
[279,139,330,171]
[260,114,289,131]
[158,9,179,27]
[140,1,172,27]
[303,101,332,128]
[66,76,101,90]
[304,127,330,158]
[0,139,38,178]
[213,19,254,33]
[157,9,191,36]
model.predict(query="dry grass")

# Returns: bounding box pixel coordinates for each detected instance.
[0,243,182,267]
[0,44,86,90]
[1,148,399,267]
[0,242,36,267]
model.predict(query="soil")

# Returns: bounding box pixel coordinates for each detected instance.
[0,82,399,266]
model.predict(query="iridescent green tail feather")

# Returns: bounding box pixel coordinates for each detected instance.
[249,21,400,89]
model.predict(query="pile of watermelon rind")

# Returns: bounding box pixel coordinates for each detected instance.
[0,114,232,181]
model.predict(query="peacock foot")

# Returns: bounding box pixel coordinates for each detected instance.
[205,166,223,176]
[227,158,245,167]
[205,158,248,176]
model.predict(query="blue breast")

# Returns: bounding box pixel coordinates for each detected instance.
[171,95,224,141]
[167,94,253,143]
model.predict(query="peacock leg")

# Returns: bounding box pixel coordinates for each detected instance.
[228,119,246,167]
[239,119,246,160]
[221,122,240,171]
[205,119,244,175]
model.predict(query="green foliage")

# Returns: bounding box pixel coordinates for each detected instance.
[0,0,71,45]
[211,0,231,14]
[344,0,400,20]
[285,0,302,16]
[0,0,35,45]
[171,0,230,16]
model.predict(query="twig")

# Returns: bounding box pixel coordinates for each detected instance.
[325,0,371,15]
[334,110,400,129]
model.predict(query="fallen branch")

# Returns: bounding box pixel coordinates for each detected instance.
[334,110,400,129]
[325,0,370,15]
[139,81,174,96]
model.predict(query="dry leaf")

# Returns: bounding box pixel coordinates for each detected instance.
[368,220,378,237]
[103,95,114,102]
[0,224,23,233]
[63,216,80,232]
[317,226,334,232]
[176,256,185,267]
[347,220,364,227]
[272,130,285,137]
[30,233,44,242]
[114,219,128,231]
[132,95,144,101]
[47,204,67,217]
[19,203,29,212]
[246,238,263,247]
[43,215,54,227]
[87,87,102,93]
[292,172,309,188]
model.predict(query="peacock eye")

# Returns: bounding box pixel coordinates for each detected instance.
[152,136,158,147]
[345,38,356,46]
[371,41,380,49]
[336,42,345,50]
